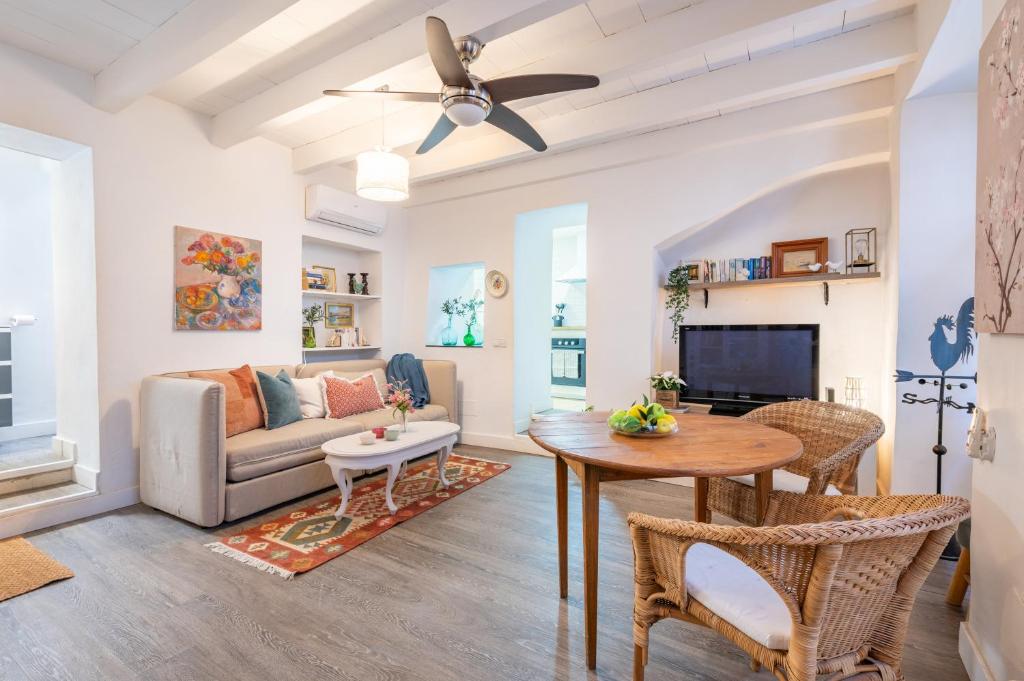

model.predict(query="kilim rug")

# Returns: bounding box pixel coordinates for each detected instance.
[206,454,510,578]
[0,537,74,602]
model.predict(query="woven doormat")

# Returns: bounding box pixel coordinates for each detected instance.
[206,454,510,578]
[0,537,74,602]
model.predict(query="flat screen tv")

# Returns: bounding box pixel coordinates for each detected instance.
[678,324,819,409]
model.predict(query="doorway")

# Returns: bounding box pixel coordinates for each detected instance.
[513,203,588,433]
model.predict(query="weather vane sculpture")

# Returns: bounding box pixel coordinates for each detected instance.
[893,297,975,558]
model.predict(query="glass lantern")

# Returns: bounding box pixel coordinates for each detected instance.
[845,228,877,273]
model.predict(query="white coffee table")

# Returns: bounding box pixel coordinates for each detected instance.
[322,420,460,519]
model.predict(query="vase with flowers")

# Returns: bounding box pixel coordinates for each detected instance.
[302,304,324,348]
[386,380,416,431]
[458,296,484,346]
[439,297,462,346]
[650,371,686,409]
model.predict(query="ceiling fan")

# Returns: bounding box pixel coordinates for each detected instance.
[323,16,600,154]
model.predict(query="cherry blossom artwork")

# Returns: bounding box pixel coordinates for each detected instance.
[977,0,1024,334]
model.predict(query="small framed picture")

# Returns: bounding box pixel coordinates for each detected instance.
[771,238,829,278]
[325,302,354,328]
[311,265,337,292]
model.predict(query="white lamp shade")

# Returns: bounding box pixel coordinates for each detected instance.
[445,101,487,126]
[356,149,409,202]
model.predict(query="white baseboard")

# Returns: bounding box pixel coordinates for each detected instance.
[0,419,56,443]
[0,486,139,540]
[959,622,997,681]
[72,463,99,489]
[460,431,548,456]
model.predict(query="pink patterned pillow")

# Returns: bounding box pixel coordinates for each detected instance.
[322,375,384,419]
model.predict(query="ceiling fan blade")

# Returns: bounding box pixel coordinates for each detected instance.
[484,74,599,104]
[323,89,438,103]
[416,114,458,154]
[425,16,473,89]
[486,104,547,152]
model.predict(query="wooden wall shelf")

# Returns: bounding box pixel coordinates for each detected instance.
[666,271,880,307]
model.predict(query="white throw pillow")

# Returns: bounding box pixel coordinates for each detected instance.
[292,375,326,419]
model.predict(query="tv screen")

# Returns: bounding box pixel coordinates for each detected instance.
[679,325,819,403]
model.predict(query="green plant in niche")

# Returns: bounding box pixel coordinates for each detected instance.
[666,264,691,344]
[302,304,324,348]
[458,297,484,346]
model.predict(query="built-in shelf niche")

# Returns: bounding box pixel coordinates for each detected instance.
[301,235,382,360]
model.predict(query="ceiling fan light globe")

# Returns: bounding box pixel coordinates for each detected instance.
[445,100,488,126]
[356,149,409,202]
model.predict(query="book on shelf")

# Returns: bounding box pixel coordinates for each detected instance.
[688,256,774,284]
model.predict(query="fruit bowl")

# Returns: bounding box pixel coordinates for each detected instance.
[608,396,678,437]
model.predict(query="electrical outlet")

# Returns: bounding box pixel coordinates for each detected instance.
[494,338,507,348]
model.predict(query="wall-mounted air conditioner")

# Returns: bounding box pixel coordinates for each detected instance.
[304,184,386,236]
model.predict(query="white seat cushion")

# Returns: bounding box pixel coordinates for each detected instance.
[685,543,792,650]
[728,469,842,495]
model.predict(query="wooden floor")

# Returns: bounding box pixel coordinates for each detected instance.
[2,447,968,681]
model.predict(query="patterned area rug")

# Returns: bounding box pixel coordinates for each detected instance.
[206,454,509,578]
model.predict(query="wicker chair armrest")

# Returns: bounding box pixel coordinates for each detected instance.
[804,419,885,492]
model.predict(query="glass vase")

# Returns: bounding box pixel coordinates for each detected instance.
[302,326,316,348]
[463,325,475,347]
[399,410,408,432]
[440,319,458,346]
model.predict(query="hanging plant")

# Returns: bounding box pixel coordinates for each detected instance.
[666,264,690,344]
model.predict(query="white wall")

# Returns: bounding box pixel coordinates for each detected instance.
[964,1,1024,678]
[656,165,891,492]
[0,146,57,439]
[0,42,406,532]
[401,82,891,450]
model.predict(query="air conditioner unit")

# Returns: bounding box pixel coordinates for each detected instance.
[304,184,386,236]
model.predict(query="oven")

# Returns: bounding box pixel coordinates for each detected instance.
[551,337,586,387]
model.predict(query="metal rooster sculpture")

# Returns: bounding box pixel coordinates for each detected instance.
[894,297,976,559]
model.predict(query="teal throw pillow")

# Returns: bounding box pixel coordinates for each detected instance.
[256,370,302,430]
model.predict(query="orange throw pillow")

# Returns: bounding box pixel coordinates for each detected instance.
[322,375,384,419]
[189,365,265,437]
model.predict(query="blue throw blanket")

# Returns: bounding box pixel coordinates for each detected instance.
[386,353,430,408]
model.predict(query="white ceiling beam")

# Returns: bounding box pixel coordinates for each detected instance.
[209,0,585,149]
[92,0,301,113]
[405,77,893,207]
[290,0,886,174]
[406,14,915,181]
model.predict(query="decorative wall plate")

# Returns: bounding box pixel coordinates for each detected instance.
[485,270,508,298]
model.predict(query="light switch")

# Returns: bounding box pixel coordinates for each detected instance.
[494,338,507,348]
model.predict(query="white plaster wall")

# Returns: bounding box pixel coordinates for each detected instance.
[0,146,57,436]
[656,165,891,492]
[0,43,406,523]
[891,92,978,500]
[401,95,890,449]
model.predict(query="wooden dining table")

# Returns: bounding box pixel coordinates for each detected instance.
[528,410,803,670]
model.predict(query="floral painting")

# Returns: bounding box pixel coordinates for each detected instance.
[978,1,1024,334]
[174,226,262,330]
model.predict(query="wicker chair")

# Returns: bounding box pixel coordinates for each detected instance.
[630,492,970,681]
[708,401,885,525]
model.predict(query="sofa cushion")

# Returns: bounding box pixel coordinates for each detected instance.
[189,365,264,437]
[255,370,302,430]
[727,469,842,496]
[318,368,388,402]
[350,404,449,430]
[322,375,384,419]
[685,543,792,650]
[226,417,363,482]
[292,375,326,418]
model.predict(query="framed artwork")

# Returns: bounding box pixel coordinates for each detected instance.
[325,303,354,328]
[977,1,1024,334]
[771,237,828,278]
[174,226,262,330]
[311,265,337,293]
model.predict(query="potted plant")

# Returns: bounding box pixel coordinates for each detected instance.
[666,263,691,343]
[302,304,324,348]
[440,297,461,346]
[650,371,686,409]
[552,302,566,327]
[458,296,483,346]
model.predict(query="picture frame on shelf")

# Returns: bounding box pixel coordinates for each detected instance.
[311,265,337,292]
[325,302,354,328]
[771,237,828,277]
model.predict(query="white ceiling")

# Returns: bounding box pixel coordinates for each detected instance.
[0,0,919,182]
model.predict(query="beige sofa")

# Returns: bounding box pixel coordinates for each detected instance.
[140,359,457,527]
